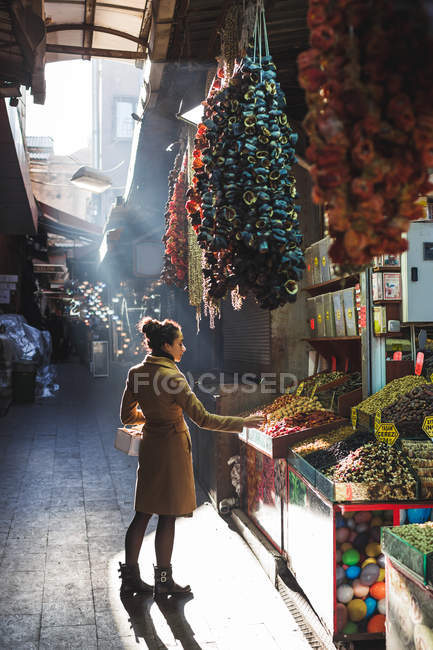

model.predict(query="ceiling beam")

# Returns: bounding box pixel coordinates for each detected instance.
[83,0,96,60]
[46,23,148,47]
[46,44,147,58]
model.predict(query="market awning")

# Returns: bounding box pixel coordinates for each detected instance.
[44,0,153,63]
[38,200,102,243]
[0,99,38,235]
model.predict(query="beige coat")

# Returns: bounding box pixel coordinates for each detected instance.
[120,355,244,515]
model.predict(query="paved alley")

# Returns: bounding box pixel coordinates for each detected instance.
[0,362,313,650]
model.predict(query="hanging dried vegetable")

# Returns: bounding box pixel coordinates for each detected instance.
[299,1,433,271]
[186,5,304,310]
[161,154,188,288]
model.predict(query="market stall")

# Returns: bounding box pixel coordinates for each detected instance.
[239,368,433,645]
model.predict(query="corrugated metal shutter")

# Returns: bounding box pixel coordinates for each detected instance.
[222,295,271,373]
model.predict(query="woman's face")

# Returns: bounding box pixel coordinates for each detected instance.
[163,330,186,362]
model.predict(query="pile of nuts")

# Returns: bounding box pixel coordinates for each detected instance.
[261,409,341,438]
[264,394,324,422]
[381,385,433,436]
[324,443,417,500]
[391,522,433,553]
[305,429,374,470]
[402,440,433,498]
[291,424,355,457]
[357,376,427,415]
[298,371,345,396]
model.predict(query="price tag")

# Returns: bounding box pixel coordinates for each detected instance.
[415,351,425,376]
[374,410,382,433]
[393,351,403,361]
[331,356,337,371]
[351,407,357,430]
[374,422,400,446]
[296,382,304,396]
[422,416,433,438]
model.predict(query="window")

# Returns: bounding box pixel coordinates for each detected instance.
[113,97,135,140]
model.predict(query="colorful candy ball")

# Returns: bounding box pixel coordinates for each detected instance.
[336,565,346,586]
[365,596,377,617]
[336,527,350,543]
[378,598,386,615]
[377,553,386,568]
[355,511,372,524]
[343,622,358,635]
[342,549,360,566]
[362,558,377,568]
[341,542,353,552]
[370,582,386,601]
[367,613,386,634]
[337,584,354,604]
[352,578,369,599]
[336,603,348,632]
[347,598,367,622]
[360,563,380,586]
[346,565,361,580]
[366,542,382,558]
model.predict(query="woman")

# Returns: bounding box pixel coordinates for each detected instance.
[118,317,263,598]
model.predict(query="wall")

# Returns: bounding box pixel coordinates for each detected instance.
[270,162,322,383]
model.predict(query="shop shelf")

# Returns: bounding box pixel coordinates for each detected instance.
[241,418,348,459]
[382,526,433,586]
[302,336,361,342]
[303,274,359,296]
[372,266,401,272]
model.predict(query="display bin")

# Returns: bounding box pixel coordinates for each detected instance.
[315,295,326,338]
[382,527,433,587]
[318,236,331,283]
[323,292,336,337]
[338,387,363,418]
[286,449,317,486]
[241,418,347,459]
[12,361,36,403]
[283,465,433,643]
[240,442,286,553]
[385,556,433,649]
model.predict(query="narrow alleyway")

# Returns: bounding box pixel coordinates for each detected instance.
[0,362,313,650]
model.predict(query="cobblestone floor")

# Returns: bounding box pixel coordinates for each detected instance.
[0,362,313,649]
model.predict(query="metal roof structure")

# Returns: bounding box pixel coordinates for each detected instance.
[44,0,152,62]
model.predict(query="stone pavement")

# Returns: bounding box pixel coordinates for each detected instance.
[0,362,313,650]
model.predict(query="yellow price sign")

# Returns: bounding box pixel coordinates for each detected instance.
[422,415,433,438]
[296,381,304,396]
[374,410,382,433]
[351,407,357,430]
[374,422,399,446]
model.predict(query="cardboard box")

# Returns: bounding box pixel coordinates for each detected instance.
[304,246,314,286]
[318,236,331,283]
[306,297,317,338]
[332,291,346,337]
[342,287,358,336]
[315,295,326,337]
[372,271,402,301]
[373,306,387,335]
[311,242,321,286]
[323,292,336,337]
[384,272,401,300]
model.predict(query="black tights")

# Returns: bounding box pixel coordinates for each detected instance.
[125,512,176,567]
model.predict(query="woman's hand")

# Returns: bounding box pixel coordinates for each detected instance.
[243,414,265,429]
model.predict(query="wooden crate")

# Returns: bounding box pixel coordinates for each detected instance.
[241,418,348,459]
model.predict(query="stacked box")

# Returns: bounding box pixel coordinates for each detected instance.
[332,290,346,337]
[306,297,317,338]
[318,237,331,283]
[323,292,336,337]
[342,287,358,336]
[311,242,321,286]
[315,295,326,338]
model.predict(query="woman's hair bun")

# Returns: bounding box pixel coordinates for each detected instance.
[141,317,162,336]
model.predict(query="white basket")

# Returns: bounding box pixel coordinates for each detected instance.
[115,427,142,456]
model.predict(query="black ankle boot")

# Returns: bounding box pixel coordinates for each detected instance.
[118,562,153,596]
[153,564,191,597]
